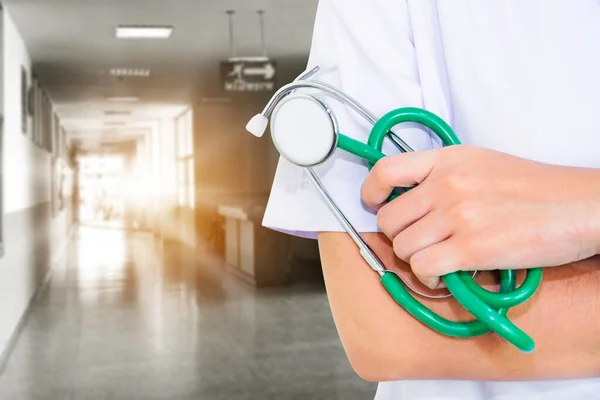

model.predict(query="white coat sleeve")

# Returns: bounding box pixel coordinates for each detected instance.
[262,0,440,239]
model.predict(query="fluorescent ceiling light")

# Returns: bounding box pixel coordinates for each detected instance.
[228,56,269,62]
[201,97,232,104]
[104,110,132,116]
[110,68,151,77]
[116,25,173,39]
[106,97,139,102]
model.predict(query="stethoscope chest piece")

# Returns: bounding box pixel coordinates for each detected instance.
[270,93,338,167]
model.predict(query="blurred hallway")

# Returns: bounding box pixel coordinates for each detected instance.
[0,227,376,399]
[0,1,375,398]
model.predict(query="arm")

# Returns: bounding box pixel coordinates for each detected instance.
[318,231,600,382]
[322,145,600,382]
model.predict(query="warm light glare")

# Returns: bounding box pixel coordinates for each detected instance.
[116,25,173,39]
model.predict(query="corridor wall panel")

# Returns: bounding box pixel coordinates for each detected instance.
[0,10,72,358]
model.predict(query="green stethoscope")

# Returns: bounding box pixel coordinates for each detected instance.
[246,65,543,353]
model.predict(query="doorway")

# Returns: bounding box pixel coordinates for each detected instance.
[77,154,127,229]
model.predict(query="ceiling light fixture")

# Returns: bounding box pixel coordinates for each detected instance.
[106,97,139,103]
[104,110,132,116]
[110,68,151,77]
[116,25,173,39]
[202,97,232,104]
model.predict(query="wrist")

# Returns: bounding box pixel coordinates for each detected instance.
[565,166,600,255]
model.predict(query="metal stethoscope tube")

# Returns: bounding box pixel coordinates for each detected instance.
[260,66,414,154]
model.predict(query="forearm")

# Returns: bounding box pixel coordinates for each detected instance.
[318,232,600,382]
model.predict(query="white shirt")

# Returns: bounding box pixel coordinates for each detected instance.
[262,0,600,398]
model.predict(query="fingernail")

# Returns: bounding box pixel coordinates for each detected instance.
[421,277,440,290]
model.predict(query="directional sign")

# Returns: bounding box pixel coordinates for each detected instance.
[220,59,277,93]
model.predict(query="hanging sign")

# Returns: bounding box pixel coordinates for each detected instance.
[220,58,277,93]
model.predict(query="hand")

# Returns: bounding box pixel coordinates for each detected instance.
[361,145,600,289]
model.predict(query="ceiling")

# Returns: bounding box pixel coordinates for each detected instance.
[3,0,319,144]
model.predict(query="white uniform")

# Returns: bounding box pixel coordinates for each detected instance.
[262,0,600,398]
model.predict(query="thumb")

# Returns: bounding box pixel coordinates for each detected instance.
[361,149,437,209]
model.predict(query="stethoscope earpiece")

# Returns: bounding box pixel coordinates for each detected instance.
[246,114,269,137]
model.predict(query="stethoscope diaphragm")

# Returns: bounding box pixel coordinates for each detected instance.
[270,93,338,167]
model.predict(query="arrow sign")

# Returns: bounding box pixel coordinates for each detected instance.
[220,59,278,94]
[243,63,276,80]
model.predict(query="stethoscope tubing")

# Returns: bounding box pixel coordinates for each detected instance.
[358,107,542,352]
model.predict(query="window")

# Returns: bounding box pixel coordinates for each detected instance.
[29,74,53,153]
[42,91,52,152]
[31,76,37,142]
[175,108,194,208]
[20,66,27,134]
[35,81,41,146]
[53,113,60,155]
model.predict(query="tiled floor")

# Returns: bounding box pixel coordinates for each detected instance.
[0,226,376,399]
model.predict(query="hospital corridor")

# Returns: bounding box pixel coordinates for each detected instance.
[0,0,377,398]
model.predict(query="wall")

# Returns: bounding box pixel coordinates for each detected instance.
[192,62,303,237]
[146,62,321,276]
[0,10,72,356]
[0,7,3,117]
[192,60,321,265]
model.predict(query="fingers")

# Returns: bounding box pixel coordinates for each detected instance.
[361,150,437,209]
[376,182,434,239]
[410,238,472,289]
[391,211,451,263]
[361,148,481,288]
